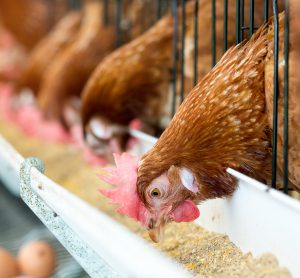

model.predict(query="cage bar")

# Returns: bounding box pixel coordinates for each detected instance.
[180,0,186,102]
[212,0,217,66]
[283,0,289,194]
[172,0,178,116]
[115,0,122,48]
[156,0,162,19]
[271,0,279,189]
[193,0,199,86]
[264,0,269,23]
[240,0,245,40]
[236,0,241,43]
[223,0,228,52]
[249,0,255,37]
[103,0,109,26]
[160,0,170,17]
[69,0,81,10]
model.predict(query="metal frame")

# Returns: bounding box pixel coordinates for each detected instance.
[20,158,118,278]
[19,158,190,278]
[0,136,188,277]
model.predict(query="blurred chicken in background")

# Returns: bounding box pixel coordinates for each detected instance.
[28,0,155,129]
[14,11,82,104]
[0,0,68,50]
[265,0,300,191]
[81,0,271,157]
[35,0,115,128]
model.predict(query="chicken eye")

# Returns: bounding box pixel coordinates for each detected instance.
[150,188,161,197]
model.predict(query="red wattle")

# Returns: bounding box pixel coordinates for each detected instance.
[171,200,200,223]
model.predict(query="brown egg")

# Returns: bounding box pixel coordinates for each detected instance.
[17,241,56,278]
[0,247,19,278]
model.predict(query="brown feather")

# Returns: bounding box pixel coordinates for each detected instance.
[37,1,115,126]
[15,11,82,95]
[81,12,174,129]
[0,0,68,50]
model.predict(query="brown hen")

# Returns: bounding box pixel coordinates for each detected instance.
[37,0,115,127]
[136,16,276,241]
[81,0,271,156]
[0,0,68,50]
[81,10,174,154]
[15,11,82,98]
[265,1,300,191]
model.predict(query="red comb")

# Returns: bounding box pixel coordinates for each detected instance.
[98,152,148,225]
[14,105,72,143]
[98,152,201,225]
[0,86,107,166]
[0,83,14,119]
[0,84,71,143]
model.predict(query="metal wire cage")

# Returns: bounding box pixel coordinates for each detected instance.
[171,0,291,195]
[167,0,292,196]
[67,0,292,196]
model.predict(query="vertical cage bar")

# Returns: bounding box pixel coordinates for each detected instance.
[157,0,162,19]
[223,0,228,52]
[271,0,279,189]
[180,0,186,103]
[103,0,109,26]
[69,0,81,10]
[236,0,241,44]
[283,0,289,194]
[172,0,179,116]
[161,0,170,16]
[240,0,245,40]
[193,0,199,86]
[264,0,269,23]
[212,0,217,66]
[115,0,122,48]
[249,0,255,37]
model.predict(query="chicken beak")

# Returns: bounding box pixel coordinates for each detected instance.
[148,224,165,243]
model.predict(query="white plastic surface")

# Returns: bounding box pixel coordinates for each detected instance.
[197,169,300,277]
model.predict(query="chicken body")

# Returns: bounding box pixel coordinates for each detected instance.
[37,1,115,127]
[16,11,82,98]
[81,12,174,154]
[136,18,274,241]
[265,2,300,191]
[81,0,270,156]
[0,0,68,50]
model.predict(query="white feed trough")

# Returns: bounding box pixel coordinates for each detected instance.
[0,132,299,277]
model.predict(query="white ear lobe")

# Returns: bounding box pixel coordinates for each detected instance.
[180,168,198,193]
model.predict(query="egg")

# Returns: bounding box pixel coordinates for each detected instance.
[17,241,56,278]
[0,247,19,278]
